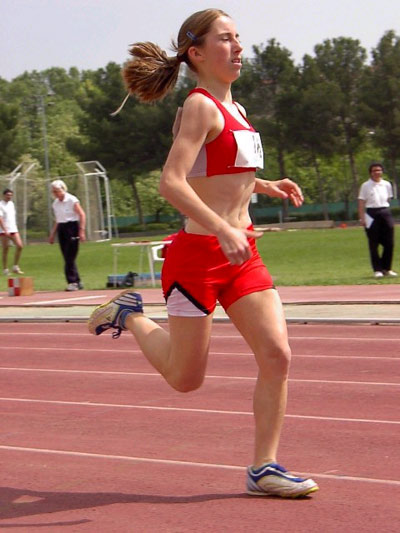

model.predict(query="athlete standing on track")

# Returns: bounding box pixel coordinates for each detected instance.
[88,8,318,498]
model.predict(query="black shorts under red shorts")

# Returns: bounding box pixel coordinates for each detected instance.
[161,229,274,317]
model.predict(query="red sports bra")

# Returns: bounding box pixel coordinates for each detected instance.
[186,88,264,178]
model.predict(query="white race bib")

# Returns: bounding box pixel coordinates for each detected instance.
[232,130,264,169]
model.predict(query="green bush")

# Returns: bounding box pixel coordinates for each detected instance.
[145,222,171,231]
[391,207,400,219]
[26,230,48,241]
[118,224,146,233]
[118,221,182,233]
[254,214,281,224]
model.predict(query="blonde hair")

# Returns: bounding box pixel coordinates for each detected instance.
[121,8,229,104]
[51,179,68,192]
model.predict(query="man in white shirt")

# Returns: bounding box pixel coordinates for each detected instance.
[358,163,397,278]
[0,189,24,275]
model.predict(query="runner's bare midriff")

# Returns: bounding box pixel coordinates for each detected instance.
[186,171,256,234]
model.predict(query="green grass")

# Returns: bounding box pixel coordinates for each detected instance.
[4,227,400,292]
[258,227,399,286]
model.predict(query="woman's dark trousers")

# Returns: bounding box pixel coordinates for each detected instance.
[57,221,81,284]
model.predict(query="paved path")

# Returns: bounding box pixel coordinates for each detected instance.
[0,285,399,323]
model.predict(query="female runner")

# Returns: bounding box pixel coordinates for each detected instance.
[88,8,318,498]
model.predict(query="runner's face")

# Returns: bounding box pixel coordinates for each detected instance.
[199,16,243,82]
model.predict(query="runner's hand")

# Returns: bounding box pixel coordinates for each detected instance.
[216,226,262,265]
[264,178,304,207]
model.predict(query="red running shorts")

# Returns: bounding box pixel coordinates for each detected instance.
[162,229,274,317]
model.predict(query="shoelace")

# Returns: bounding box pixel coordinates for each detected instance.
[112,328,122,339]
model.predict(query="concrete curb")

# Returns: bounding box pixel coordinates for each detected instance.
[0,302,399,325]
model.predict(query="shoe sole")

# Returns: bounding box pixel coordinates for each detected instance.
[247,485,319,498]
[88,289,142,335]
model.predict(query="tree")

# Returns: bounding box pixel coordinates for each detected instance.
[235,40,300,219]
[0,101,21,172]
[313,38,367,198]
[292,55,342,219]
[69,62,182,225]
[1,69,82,178]
[360,31,400,197]
[136,171,178,222]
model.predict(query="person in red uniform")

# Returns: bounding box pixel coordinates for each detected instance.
[88,8,318,498]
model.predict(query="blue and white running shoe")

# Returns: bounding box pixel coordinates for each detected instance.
[88,290,143,338]
[246,463,319,498]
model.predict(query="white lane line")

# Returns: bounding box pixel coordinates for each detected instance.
[0,444,399,486]
[0,331,399,342]
[215,335,400,342]
[293,354,399,360]
[22,295,107,306]
[0,367,398,387]
[0,397,398,425]
[0,332,90,337]
[289,336,400,342]
[0,346,136,353]
[0,346,398,361]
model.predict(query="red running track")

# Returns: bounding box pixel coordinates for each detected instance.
[0,322,399,532]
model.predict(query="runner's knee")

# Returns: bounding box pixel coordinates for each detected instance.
[168,370,205,393]
[257,342,291,379]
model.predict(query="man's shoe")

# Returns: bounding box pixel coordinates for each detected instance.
[3,268,9,275]
[88,290,143,338]
[383,270,398,277]
[12,265,24,274]
[374,271,384,278]
[65,282,79,291]
[246,463,319,498]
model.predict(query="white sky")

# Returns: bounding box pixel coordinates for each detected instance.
[1,0,400,81]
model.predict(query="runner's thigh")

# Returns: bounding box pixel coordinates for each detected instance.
[167,314,214,381]
[226,289,290,369]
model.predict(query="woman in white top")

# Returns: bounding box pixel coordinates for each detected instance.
[358,162,397,278]
[0,188,24,275]
[49,180,86,291]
